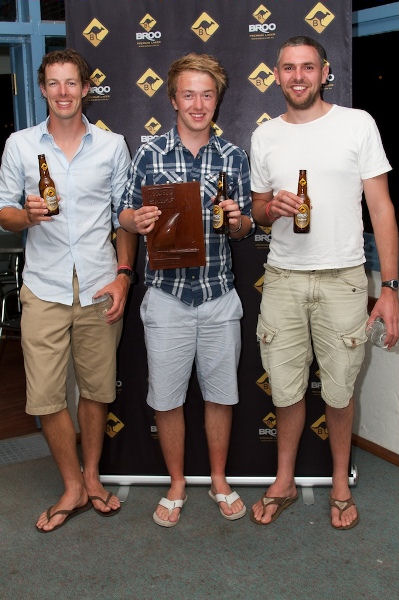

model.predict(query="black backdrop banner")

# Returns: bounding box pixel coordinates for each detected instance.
[65,0,353,483]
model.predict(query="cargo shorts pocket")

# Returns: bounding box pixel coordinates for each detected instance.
[256,314,278,344]
[340,319,368,349]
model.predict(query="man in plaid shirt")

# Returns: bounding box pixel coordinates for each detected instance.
[118,53,254,527]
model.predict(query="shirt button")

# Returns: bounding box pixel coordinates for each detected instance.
[191,275,195,280]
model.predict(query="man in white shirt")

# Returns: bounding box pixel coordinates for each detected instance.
[250,36,398,530]
[0,49,136,532]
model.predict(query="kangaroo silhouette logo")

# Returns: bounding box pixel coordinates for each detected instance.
[256,113,272,127]
[311,415,329,440]
[140,13,157,31]
[137,68,163,97]
[105,412,124,438]
[145,117,162,136]
[305,2,335,34]
[191,12,219,42]
[95,120,111,131]
[253,4,271,24]
[83,18,109,47]
[90,68,106,86]
[248,63,275,93]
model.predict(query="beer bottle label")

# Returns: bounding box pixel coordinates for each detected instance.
[213,205,224,229]
[294,204,310,229]
[43,186,58,211]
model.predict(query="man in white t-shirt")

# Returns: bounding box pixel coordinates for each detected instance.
[250,36,398,530]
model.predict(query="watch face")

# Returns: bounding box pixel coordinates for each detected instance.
[382,280,399,289]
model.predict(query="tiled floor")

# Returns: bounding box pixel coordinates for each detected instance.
[0,432,50,465]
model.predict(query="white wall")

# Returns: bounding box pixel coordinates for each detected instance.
[353,270,399,454]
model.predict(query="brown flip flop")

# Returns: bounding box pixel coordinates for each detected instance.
[89,491,121,517]
[250,493,298,525]
[36,501,92,533]
[329,496,359,530]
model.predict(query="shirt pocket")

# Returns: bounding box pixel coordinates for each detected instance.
[151,170,184,185]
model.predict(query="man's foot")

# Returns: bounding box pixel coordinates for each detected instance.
[153,480,186,526]
[330,496,359,529]
[84,479,121,515]
[210,476,246,519]
[330,481,358,529]
[35,489,89,532]
[251,481,297,524]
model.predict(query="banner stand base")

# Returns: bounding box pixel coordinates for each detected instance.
[103,464,358,502]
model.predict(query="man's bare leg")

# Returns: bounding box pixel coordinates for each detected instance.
[154,406,186,524]
[36,408,88,531]
[251,398,305,524]
[326,397,358,528]
[79,397,120,514]
[205,402,245,517]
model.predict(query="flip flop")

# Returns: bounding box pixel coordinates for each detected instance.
[250,493,298,525]
[329,497,359,530]
[36,501,92,533]
[208,489,247,520]
[89,491,121,517]
[153,496,187,528]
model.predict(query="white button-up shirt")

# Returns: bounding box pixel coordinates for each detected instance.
[0,116,130,306]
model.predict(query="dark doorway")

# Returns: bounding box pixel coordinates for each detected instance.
[353,31,398,232]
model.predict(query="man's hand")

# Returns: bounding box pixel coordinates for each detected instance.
[94,274,130,324]
[368,290,399,350]
[24,194,53,226]
[267,190,305,220]
[119,206,161,235]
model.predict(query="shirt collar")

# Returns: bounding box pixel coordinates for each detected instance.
[163,125,224,157]
[39,114,92,141]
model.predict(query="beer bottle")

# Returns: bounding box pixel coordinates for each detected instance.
[38,154,59,216]
[293,169,310,233]
[213,171,228,234]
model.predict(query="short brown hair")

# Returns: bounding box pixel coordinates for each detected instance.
[38,48,91,87]
[167,53,227,101]
[276,36,328,68]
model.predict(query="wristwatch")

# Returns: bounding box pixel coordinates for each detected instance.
[117,267,136,284]
[381,279,399,290]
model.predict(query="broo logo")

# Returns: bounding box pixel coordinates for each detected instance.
[137,68,163,97]
[95,120,111,131]
[253,4,271,23]
[311,415,329,440]
[88,68,111,102]
[256,372,272,397]
[140,13,156,31]
[305,3,335,34]
[145,117,162,136]
[191,12,219,42]
[83,18,108,47]
[105,412,124,438]
[248,63,275,93]
[137,13,161,46]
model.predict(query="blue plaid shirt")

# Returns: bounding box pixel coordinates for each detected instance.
[118,126,253,306]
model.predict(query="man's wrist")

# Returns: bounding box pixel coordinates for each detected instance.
[265,201,276,223]
[117,266,136,284]
[229,217,242,234]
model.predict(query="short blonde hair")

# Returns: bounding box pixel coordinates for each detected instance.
[167,53,227,101]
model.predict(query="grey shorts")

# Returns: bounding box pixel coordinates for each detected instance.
[20,277,122,416]
[140,287,243,411]
[256,264,368,408]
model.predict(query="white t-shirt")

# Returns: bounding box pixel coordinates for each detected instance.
[250,104,391,270]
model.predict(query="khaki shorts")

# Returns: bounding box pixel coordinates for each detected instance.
[257,265,368,409]
[20,277,122,416]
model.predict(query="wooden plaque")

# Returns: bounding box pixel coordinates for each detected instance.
[142,181,206,270]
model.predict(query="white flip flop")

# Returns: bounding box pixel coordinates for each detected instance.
[152,496,187,527]
[208,489,247,520]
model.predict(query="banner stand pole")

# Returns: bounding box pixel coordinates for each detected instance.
[106,464,358,503]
